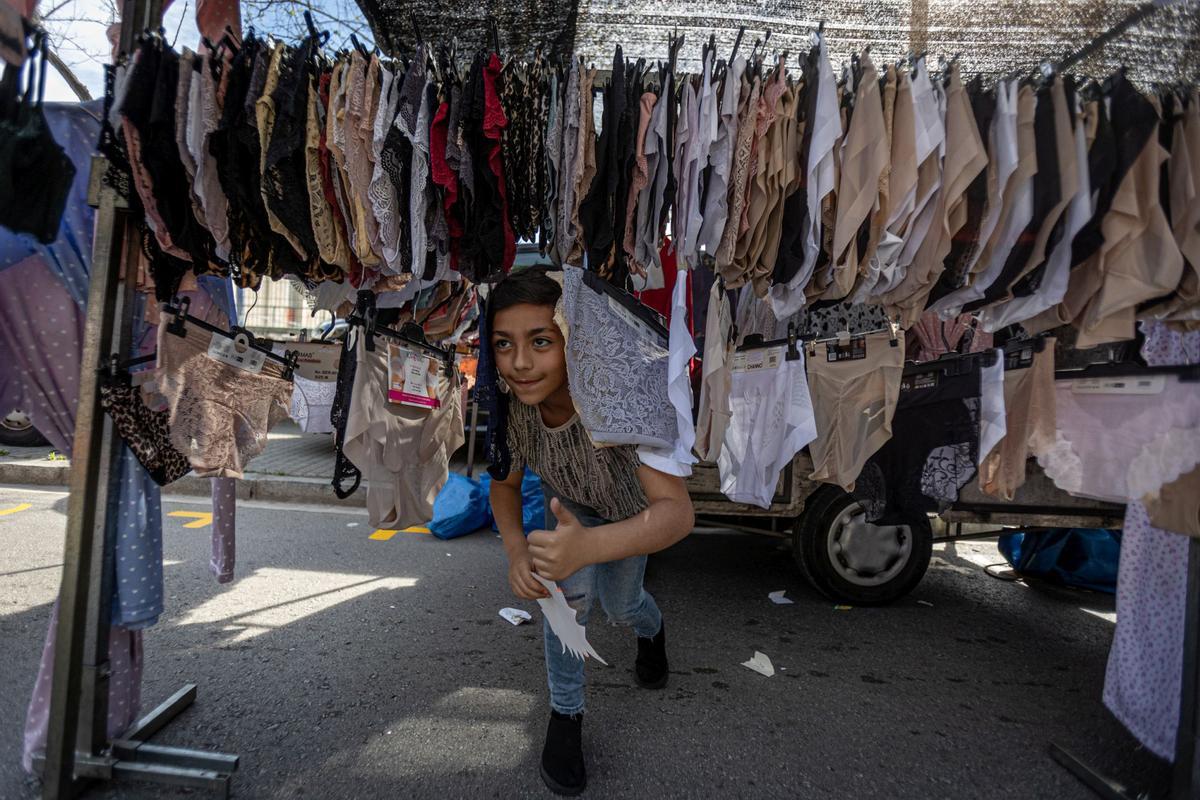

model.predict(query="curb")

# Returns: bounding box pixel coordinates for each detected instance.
[0,461,366,508]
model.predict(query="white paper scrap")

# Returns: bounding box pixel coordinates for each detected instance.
[533,574,608,665]
[741,651,775,677]
[499,607,532,626]
[768,590,794,605]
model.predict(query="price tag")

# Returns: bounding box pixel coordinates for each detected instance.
[288,342,341,382]
[387,343,440,409]
[732,346,784,373]
[1070,376,1166,395]
[827,336,867,363]
[208,334,265,374]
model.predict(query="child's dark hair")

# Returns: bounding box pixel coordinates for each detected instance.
[486,266,562,329]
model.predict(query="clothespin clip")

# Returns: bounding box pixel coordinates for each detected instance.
[786,323,801,361]
[355,290,378,352]
[888,316,900,347]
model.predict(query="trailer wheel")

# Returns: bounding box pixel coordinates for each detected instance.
[793,485,932,606]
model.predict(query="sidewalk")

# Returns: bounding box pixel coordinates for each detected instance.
[0,421,481,508]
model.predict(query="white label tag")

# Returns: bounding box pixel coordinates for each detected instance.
[607,295,662,343]
[733,346,784,373]
[288,342,341,382]
[387,343,440,409]
[207,335,265,374]
[1069,376,1166,395]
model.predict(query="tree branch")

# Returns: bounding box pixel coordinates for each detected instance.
[44,45,93,100]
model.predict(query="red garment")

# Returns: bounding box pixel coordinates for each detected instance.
[317,72,362,287]
[159,0,241,47]
[482,53,516,273]
[636,238,692,325]
[429,100,462,269]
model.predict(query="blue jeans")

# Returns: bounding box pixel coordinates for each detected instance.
[540,486,663,715]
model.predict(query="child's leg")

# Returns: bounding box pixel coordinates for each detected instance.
[542,564,597,714]
[595,555,663,639]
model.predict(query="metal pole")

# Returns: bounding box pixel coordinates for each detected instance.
[42,182,126,800]
[43,0,160,794]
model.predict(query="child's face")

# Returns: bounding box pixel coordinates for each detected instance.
[491,303,568,406]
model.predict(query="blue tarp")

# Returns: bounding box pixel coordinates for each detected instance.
[997,529,1122,594]
[429,468,545,540]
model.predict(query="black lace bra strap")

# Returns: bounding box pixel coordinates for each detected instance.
[330,330,362,498]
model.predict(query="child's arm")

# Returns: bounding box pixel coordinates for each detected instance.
[490,468,550,599]
[527,466,695,581]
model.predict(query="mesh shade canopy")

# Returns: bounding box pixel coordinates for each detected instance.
[362,0,1198,84]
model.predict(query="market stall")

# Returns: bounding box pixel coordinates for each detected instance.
[1,0,1198,796]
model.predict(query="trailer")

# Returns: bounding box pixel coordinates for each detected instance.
[687,453,1124,606]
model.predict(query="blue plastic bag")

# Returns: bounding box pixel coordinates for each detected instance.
[429,473,493,540]
[997,528,1121,594]
[486,468,545,534]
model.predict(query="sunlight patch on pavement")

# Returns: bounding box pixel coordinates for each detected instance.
[176,568,418,643]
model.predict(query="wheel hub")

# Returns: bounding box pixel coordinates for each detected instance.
[827,502,912,587]
[2,410,32,432]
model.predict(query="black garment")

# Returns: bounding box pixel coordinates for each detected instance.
[963,79,1061,312]
[330,328,362,498]
[660,36,684,235]
[210,35,274,284]
[928,77,995,306]
[772,47,818,289]
[458,51,508,284]
[262,40,320,269]
[117,41,210,297]
[854,359,983,518]
[578,45,626,277]
[0,41,75,245]
[1069,72,1156,271]
[477,296,513,481]
[607,56,643,288]
[1013,75,1079,298]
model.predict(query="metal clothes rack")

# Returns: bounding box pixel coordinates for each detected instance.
[34,0,238,796]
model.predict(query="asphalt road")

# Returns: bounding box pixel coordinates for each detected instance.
[0,484,1172,799]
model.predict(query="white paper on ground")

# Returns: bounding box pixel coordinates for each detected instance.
[768,590,794,605]
[499,607,532,626]
[533,574,608,665]
[741,651,775,677]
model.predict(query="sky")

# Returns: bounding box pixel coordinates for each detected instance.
[39,0,372,104]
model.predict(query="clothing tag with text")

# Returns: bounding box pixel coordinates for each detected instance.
[288,342,341,382]
[733,346,784,373]
[1070,376,1166,396]
[387,343,440,409]
[827,337,867,362]
[207,335,265,374]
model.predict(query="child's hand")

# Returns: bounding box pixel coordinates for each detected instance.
[527,498,592,582]
[508,551,550,600]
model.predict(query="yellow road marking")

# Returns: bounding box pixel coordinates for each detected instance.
[168,511,213,529]
[370,526,431,541]
[0,503,32,516]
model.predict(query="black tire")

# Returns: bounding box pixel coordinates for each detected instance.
[792,484,932,606]
[0,410,49,448]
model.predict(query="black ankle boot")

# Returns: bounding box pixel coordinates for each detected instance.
[540,710,586,796]
[635,622,669,689]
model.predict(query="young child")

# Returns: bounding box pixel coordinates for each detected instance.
[486,267,695,796]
